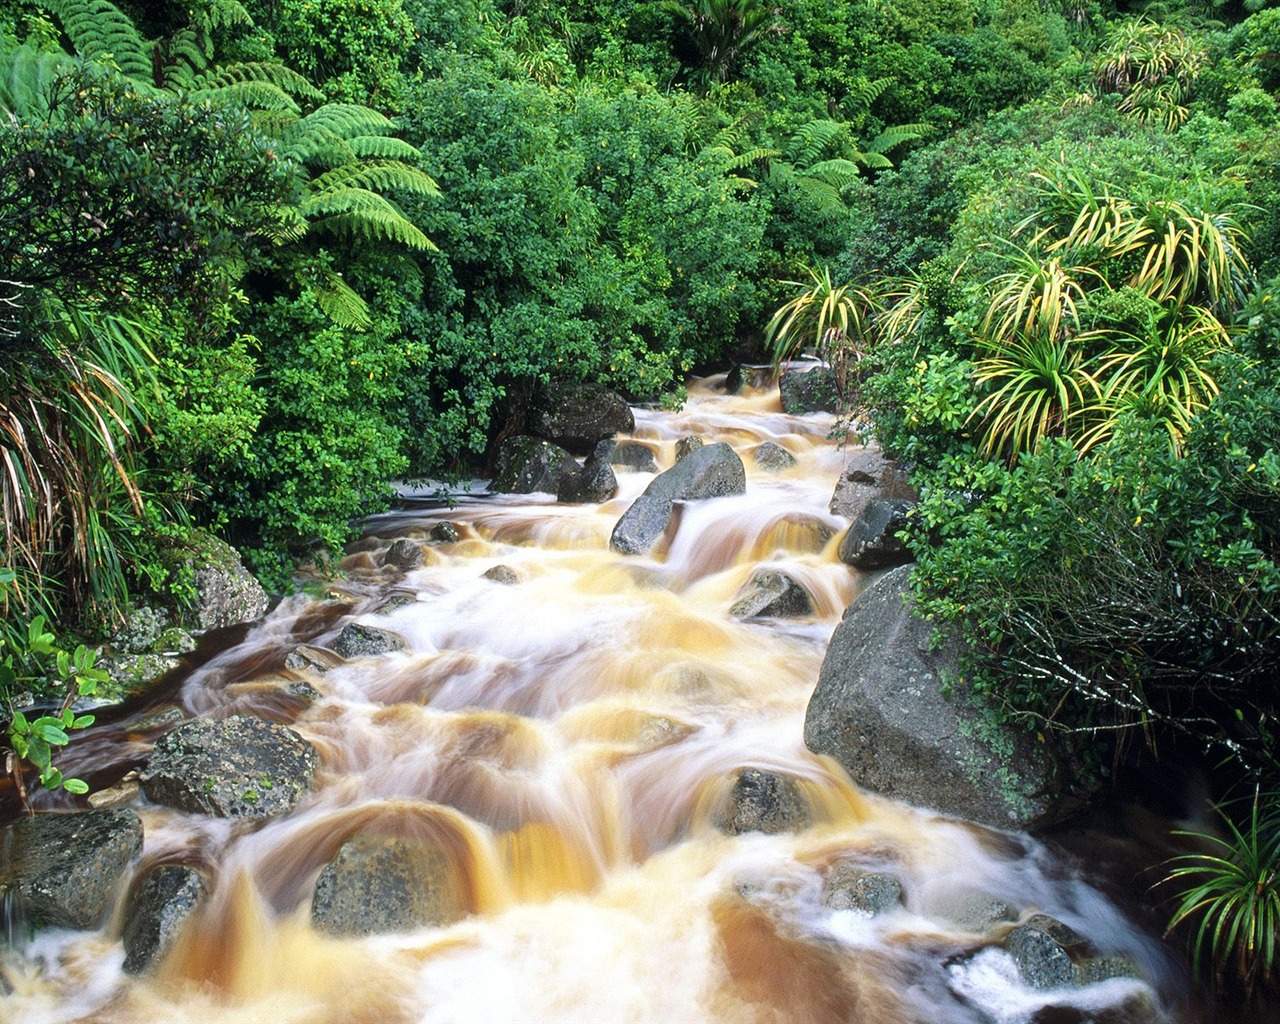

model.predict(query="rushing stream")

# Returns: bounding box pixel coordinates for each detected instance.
[3,375,1189,1023]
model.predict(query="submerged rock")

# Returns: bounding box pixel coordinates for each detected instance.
[482,564,520,585]
[822,863,902,915]
[714,768,811,835]
[311,834,466,935]
[122,865,207,975]
[284,644,345,673]
[753,441,798,472]
[804,566,1058,829]
[332,622,408,659]
[383,538,425,571]
[430,521,460,543]
[729,569,813,620]
[0,810,143,930]
[142,716,317,818]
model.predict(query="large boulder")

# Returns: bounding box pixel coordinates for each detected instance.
[837,498,916,570]
[185,533,269,633]
[609,443,746,555]
[531,382,635,454]
[142,716,317,818]
[122,865,207,974]
[0,809,143,930]
[491,436,577,495]
[830,447,914,518]
[729,569,813,620]
[779,367,840,414]
[803,566,1058,829]
[311,834,466,935]
[713,769,811,835]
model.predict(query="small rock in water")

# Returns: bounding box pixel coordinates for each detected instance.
[122,865,207,975]
[557,441,619,503]
[384,538,425,570]
[822,863,902,915]
[730,569,813,620]
[284,644,344,673]
[0,810,143,930]
[1005,914,1141,990]
[932,888,1016,933]
[609,494,677,555]
[375,592,419,614]
[142,716,317,819]
[837,498,915,569]
[753,441,798,472]
[609,441,658,472]
[312,834,466,936]
[87,780,141,810]
[482,564,520,585]
[714,768,811,835]
[675,435,705,461]
[430,521,460,543]
[332,622,408,659]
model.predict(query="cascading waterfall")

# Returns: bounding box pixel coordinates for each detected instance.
[1,376,1186,1023]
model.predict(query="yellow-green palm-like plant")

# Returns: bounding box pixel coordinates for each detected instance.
[766,267,882,363]
[1094,20,1208,130]
[1164,788,1280,998]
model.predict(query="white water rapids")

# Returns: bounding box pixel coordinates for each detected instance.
[2,375,1185,1023]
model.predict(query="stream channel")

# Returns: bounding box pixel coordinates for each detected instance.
[3,375,1192,1023]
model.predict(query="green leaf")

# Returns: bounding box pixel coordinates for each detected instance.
[63,778,89,795]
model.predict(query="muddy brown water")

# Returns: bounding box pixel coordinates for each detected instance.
[1,377,1205,1023]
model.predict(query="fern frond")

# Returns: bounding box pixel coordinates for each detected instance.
[0,44,74,117]
[867,126,925,155]
[786,119,850,166]
[196,61,321,102]
[308,160,440,199]
[725,146,777,170]
[345,134,423,161]
[296,103,395,140]
[855,151,893,170]
[803,158,863,189]
[794,177,845,215]
[47,0,152,84]
[845,76,893,111]
[312,268,372,330]
[208,0,253,31]
[190,79,300,112]
[300,187,436,250]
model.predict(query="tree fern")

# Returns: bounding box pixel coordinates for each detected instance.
[786,119,850,166]
[300,188,435,250]
[309,160,440,200]
[312,268,373,330]
[344,134,423,161]
[45,0,151,84]
[0,43,73,117]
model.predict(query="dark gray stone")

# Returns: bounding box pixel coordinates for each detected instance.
[933,889,1017,933]
[482,565,520,585]
[822,864,902,915]
[374,593,418,614]
[1004,914,1140,990]
[531,382,635,454]
[753,441,798,472]
[384,538,425,570]
[430,522,460,543]
[142,716,316,818]
[311,834,466,936]
[609,441,659,473]
[644,442,746,501]
[609,495,676,555]
[122,865,207,974]
[557,441,619,504]
[838,498,916,569]
[0,810,143,930]
[804,566,1058,829]
[111,606,167,654]
[713,769,811,835]
[729,569,813,620]
[780,367,840,414]
[332,622,408,659]
[491,436,577,495]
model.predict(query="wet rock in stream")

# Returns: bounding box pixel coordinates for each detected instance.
[311,834,466,935]
[752,441,798,472]
[383,538,425,570]
[821,863,902,915]
[837,497,916,570]
[332,622,408,659]
[122,865,208,974]
[482,564,520,584]
[142,716,317,818]
[0,809,143,930]
[729,569,813,620]
[608,441,658,472]
[284,643,345,673]
[1005,914,1141,990]
[714,769,811,835]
